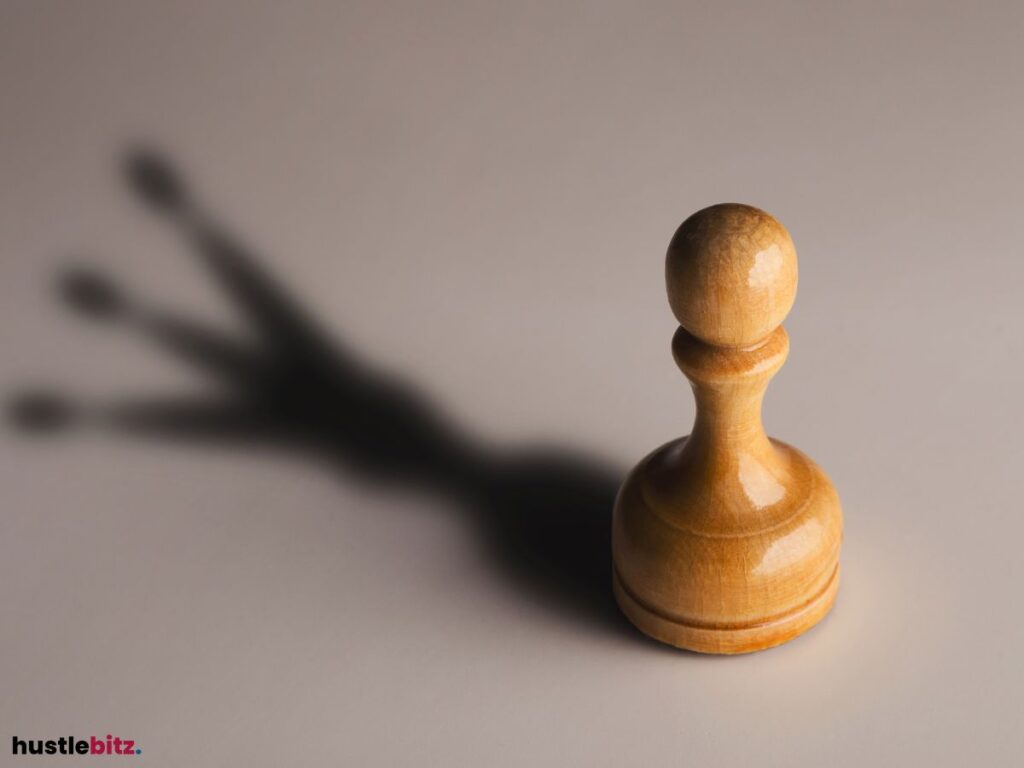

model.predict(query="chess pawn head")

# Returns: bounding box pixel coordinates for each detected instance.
[666,203,797,347]
[612,203,843,654]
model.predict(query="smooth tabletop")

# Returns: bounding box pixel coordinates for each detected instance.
[2,2,1022,766]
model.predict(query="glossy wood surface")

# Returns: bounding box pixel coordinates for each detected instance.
[612,204,843,654]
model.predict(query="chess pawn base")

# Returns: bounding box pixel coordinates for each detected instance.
[612,325,843,654]
[612,438,841,654]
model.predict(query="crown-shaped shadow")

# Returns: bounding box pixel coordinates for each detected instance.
[9,150,629,638]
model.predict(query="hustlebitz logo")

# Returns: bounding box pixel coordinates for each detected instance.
[12,735,141,757]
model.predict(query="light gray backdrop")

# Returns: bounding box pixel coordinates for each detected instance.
[2,2,1022,766]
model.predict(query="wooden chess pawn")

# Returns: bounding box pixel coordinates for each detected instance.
[612,204,843,654]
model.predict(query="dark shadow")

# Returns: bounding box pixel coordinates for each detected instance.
[8,149,631,638]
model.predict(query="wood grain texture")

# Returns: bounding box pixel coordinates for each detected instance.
[612,204,843,654]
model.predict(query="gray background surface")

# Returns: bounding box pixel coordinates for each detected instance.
[2,2,1022,765]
